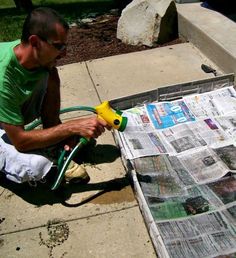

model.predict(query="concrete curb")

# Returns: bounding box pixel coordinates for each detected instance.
[177,3,236,80]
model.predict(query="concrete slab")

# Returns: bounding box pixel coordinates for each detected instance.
[86,42,221,101]
[177,3,236,78]
[0,132,136,234]
[0,206,156,258]
[58,62,100,109]
[58,62,100,120]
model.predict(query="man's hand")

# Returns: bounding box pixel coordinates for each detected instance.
[66,116,110,139]
[63,116,111,151]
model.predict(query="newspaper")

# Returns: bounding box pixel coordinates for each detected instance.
[158,118,229,155]
[116,86,236,258]
[156,210,236,258]
[119,107,172,159]
[183,86,236,118]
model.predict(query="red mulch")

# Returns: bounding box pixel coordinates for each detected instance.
[56,14,184,66]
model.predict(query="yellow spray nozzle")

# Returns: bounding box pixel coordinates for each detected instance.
[95,101,127,132]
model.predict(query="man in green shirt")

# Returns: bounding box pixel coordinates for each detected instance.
[0,7,108,185]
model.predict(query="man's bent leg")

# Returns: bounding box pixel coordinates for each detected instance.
[0,129,91,186]
[0,129,53,184]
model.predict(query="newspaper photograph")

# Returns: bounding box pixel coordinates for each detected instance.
[207,175,236,205]
[183,86,236,118]
[177,147,229,184]
[213,144,236,171]
[145,185,212,221]
[145,100,195,129]
[214,115,236,138]
[198,183,229,208]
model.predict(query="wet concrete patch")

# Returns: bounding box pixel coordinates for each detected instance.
[90,185,135,205]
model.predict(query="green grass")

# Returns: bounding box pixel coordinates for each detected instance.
[0,0,116,41]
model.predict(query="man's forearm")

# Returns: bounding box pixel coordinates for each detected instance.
[2,115,107,152]
[2,122,73,152]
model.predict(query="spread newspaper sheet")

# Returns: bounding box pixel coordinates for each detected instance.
[116,86,236,258]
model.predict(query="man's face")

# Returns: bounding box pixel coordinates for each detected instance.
[36,23,68,69]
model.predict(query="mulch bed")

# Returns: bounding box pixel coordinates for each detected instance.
[56,14,184,66]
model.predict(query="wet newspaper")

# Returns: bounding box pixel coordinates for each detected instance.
[116,86,236,258]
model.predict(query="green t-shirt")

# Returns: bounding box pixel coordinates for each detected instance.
[0,40,49,125]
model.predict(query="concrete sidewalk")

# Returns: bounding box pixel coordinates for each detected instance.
[2,2,235,257]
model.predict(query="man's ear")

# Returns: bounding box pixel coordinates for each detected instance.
[28,35,40,48]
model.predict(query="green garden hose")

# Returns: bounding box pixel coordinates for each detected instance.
[26,105,96,190]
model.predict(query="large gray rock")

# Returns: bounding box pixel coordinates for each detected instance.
[117,0,178,47]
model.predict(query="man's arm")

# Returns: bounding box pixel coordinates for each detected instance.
[1,116,107,152]
[0,68,108,152]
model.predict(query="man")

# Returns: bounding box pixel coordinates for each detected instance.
[0,7,109,185]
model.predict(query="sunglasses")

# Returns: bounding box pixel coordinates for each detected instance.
[38,35,67,52]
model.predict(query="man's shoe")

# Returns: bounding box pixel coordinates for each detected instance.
[64,161,90,184]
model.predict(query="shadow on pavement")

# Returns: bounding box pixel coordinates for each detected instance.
[75,143,121,164]
[0,175,130,207]
[0,143,129,206]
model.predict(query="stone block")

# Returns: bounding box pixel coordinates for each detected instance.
[117,0,178,46]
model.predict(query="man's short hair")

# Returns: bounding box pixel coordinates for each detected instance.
[21,7,69,43]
